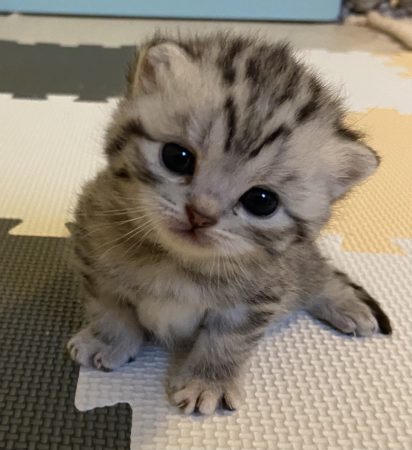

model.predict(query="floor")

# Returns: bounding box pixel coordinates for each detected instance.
[0,13,403,52]
[1,14,411,450]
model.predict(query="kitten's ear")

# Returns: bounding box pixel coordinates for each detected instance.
[128,41,191,96]
[329,139,380,200]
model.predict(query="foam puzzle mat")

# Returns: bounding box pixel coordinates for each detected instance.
[0,39,411,450]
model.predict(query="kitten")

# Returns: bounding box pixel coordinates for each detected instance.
[67,33,392,415]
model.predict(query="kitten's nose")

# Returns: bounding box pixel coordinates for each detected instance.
[185,204,217,229]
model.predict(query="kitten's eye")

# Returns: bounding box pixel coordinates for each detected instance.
[240,187,279,217]
[161,143,195,176]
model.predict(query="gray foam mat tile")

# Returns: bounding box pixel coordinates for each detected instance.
[0,40,134,101]
[0,219,132,450]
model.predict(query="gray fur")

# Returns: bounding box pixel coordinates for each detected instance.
[67,33,391,415]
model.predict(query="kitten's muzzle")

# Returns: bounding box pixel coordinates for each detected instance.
[185,204,218,229]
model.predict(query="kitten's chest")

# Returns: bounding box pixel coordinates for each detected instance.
[136,295,205,343]
[121,260,211,341]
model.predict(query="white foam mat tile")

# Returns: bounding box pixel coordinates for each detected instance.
[300,50,412,114]
[0,95,112,237]
[75,236,412,450]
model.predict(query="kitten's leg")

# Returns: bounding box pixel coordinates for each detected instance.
[67,295,143,371]
[67,237,143,370]
[170,305,275,415]
[306,268,392,336]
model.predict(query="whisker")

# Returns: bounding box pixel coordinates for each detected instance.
[217,253,221,291]
[209,252,216,290]
[83,206,162,217]
[219,241,250,295]
[98,222,155,260]
[123,221,158,258]
[95,216,157,257]
[105,193,178,210]
[81,214,155,237]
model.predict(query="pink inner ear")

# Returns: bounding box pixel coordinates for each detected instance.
[345,166,363,182]
[134,42,191,95]
[129,47,159,95]
[140,56,157,88]
[331,142,378,200]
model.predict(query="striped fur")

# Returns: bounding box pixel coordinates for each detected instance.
[67,33,390,415]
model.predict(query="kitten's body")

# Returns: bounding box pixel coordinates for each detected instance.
[68,33,391,414]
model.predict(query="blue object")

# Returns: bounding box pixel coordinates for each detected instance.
[0,0,342,22]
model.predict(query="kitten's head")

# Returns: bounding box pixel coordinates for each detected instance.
[105,34,379,261]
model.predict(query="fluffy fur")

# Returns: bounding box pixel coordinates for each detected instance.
[67,33,391,415]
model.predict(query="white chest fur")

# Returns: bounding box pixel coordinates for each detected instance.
[136,295,205,342]
[108,257,211,342]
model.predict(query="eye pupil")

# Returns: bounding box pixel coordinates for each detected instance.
[240,187,279,217]
[161,143,195,176]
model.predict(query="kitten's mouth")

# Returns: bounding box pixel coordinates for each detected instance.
[169,225,210,246]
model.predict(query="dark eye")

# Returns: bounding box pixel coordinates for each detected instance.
[161,143,195,176]
[239,187,279,217]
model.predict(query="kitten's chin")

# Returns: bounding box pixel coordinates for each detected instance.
[155,223,218,259]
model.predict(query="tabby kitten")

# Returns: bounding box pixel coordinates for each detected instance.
[67,33,391,415]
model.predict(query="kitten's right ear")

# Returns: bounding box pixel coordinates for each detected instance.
[127,41,192,96]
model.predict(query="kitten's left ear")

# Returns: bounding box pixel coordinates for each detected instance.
[329,139,380,200]
[127,41,192,96]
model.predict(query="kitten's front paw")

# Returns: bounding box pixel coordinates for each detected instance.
[67,327,141,371]
[325,300,379,336]
[170,376,243,415]
[311,279,392,337]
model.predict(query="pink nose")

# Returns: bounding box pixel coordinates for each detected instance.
[185,204,217,228]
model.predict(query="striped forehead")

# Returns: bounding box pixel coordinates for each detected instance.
[195,40,320,160]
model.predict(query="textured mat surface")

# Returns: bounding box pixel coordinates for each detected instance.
[0,220,132,450]
[75,236,412,450]
[0,40,411,450]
